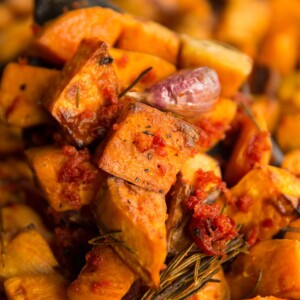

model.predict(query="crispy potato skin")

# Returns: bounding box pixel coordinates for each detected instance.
[98,101,199,194]
[95,177,167,288]
[45,39,119,146]
[68,246,136,300]
[33,7,122,64]
[117,14,180,65]
[0,63,58,127]
[4,272,68,300]
[26,146,104,211]
[227,240,300,299]
[109,48,176,90]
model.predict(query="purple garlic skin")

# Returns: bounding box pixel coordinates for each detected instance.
[145,67,221,117]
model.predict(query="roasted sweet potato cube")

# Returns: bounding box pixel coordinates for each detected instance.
[191,97,237,152]
[246,297,285,300]
[4,272,68,300]
[0,63,58,127]
[117,14,180,65]
[0,226,58,281]
[225,110,272,186]
[33,7,122,64]
[68,246,136,300]
[226,240,300,299]
[98,101,199,194]
[276,112,300,153]
[179,36,253,97]
[189,269,230,300]
[167,153,221,254]
[44,39,119,146]
[220,166,300,243]
[109,48,176,90]
[26,146,104,211]
[95,177,167,287]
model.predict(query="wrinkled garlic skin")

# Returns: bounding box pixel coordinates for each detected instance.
[145,67,221,117]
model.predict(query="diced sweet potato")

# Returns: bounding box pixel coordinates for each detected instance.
[276,112,300,153]
[0,3,13,30]
[281,150,300,177]
[68,246,136,300]
[245,297,286,300]
[220,166,300,243]
[0,125,23,155]
[44,39,119,146]
[117,14,180,65]
[226,239,300,299]
[26,146,104,211]
[0,226,58,281]
[109,48,176,90]
[225,110,272,186]
[4,272,68,300]
[189,269,230,300]
[167,153,221,254]
[95,177,167,287]
[0,63,58,127]
[3,203,52,242]
[178,36,253,97]
[32,7,122,64]
[190,97,237,152]
[98,101,200,194]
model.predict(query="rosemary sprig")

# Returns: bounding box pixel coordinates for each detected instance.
[141,236,247,300]
[118,67,153,99]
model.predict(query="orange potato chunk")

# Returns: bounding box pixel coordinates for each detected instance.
[95,177,167,287]
[109,48,176,90]
[98,101,199,194]
[281,150,300,177]
[33,7,122,64]
[45,39,119,146]
[117,14,180,64]
[26,146,104,211]
[68,246,136,300]
[0,63,58,127]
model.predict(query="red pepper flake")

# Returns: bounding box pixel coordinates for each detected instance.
[184,169,238,256]
[85,251,104,273]
[115,54,129,68]
[157,164,167,176]
[236,195,253,213]
[134,132,153,152]
[247,227,259,247]
[247,131,271,168]
[261,218,273,228]
[196,118,228,149]
[152,134,167,156]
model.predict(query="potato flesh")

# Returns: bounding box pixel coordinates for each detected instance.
[0,63,58,127]
[99,101,199,194]
[95,176,167,288]
[68,246,136,300]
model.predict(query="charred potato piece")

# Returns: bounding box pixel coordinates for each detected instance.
[117,14,180,65]
[281,150,300,177]
[220,166,300,243]
[225,110,272,186]
[32,7,122,64]
[4,272,68,300]
[44,39,119,146]
[167,153,221,254]
[227,239,300,299]
[68,246,136,300]
[0,63,58,127]
[179,36,253,97]
[0,226,58,281]
[98,101,199,194]
[109,48,176,90]
[26,146,104,211]
[95,177,167,287]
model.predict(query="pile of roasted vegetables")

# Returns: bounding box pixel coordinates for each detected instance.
[0,0,300,299]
